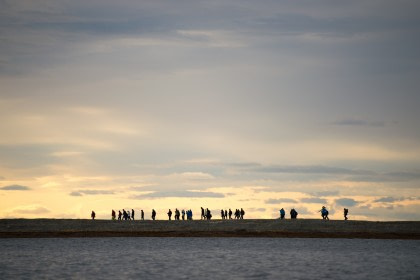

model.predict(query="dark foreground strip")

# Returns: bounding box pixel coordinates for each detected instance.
[1,231,419,239]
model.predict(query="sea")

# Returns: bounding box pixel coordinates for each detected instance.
[0,237,419,279]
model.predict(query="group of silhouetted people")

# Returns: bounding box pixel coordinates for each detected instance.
[110,209,146,221]
[278,208,298,219]
[278,206,350,220]
[201,207,213,220]
[167,208,194,220]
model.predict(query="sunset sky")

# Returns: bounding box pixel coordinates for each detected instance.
[1,0,419,220]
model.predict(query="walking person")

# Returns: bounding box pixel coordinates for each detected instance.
[228,209,232,219]
[141,209,144,220]
[151,209,156,220]
[91,210,96,220]
[131,209,135,220]
[112,209,116,220]
[201,207,205,220]
[182,209,185,220]
[240,208,245,219]
[344,208,349,220]
[221,209,225,219]
[319,206,329,220]
[279,208,285,219]
[168,209,172,220]
[118,210,122,220]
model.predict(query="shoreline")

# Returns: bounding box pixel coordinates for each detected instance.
[1,219,419,239]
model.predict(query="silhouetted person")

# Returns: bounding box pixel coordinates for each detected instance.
[240,208,245,219]
[319,206,329,220]
[141,210,145,220]
[127,211,131,220]
[168,209,172,220]
[152,209,156,220]
[182,209,185,220]
[229,209,232,219]
[132,209,135,220]
[206,208,212,220]
[224,210,228,219]
[221,209,225,219]
[118,210,122,220]
[290,209,298,219]
[91,211,96,220]
[280,208,285,219]
[123,209,128,220]
[111,210,116,220]
[201,207,205,220]
[344,208,349,220]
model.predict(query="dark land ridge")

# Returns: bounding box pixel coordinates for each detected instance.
[1,219,419,239]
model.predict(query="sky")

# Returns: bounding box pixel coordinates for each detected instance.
[1,0,419,220]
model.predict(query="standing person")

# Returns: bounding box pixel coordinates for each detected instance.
[151,209,156,220]
[290,208,298,219]
[240,208,245,219]
[201,207,205,220]
[228,209,232,219]
[123,209,127,220]
[221,209,225,219]
[127,210,131,220]
[224,210,228,219]
[112,210,116,220]
[131,209,135,220]
[141,210,145,220]
[91,211,96,220]
[280,208,285,219]
[189,209,193,220]
[344,208,349,220]
[206,208,212,220]
[168,209,172,220]
[118,210,122,220]
[182,209,185,220]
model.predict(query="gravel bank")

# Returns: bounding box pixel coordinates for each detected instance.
[1,219,419,239]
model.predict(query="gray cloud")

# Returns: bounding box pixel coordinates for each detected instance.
[335,198,359,207]
[0,185,31,191]
[310,191,340,197]
[331,119,385,127]
[300,197,327,204]
[69,190,114,196]
[134,190,224,199]
[265,198,298,204]
[248,165,373,176]
[374,196,397,203]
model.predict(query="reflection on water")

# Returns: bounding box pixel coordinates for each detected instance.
[0,238,419,279]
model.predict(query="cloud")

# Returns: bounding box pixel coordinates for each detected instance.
[12,205,50,214]
[300,197,327,204]
[374,196,397,203]
[331,119,385,127]
[134,190,224,199]
[248,165,372,176]
[335,198,359,207]
[69,191,83,196]
[0,184,31,190]
[310,191,340,197]
[69,190,114,196]
[265,198,298,204]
